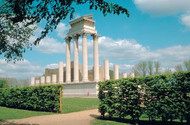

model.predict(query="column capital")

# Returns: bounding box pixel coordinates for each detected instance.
[72,34,80,39]
[65,36,72,41]
[82,32,87,38]
[91,33,100,39]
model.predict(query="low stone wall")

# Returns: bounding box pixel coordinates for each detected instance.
[63,82,98,97]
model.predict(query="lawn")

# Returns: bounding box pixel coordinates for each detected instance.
[62,97,99,113]
[0,106,53,120]
[92,119,129,125]
[0,97,99,120]
[92,114,186,125]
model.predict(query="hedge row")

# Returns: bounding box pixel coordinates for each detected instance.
[0,84,63,112]
[98,71,190,123]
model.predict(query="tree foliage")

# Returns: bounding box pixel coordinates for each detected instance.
[0,0,129,61]
[0,1,36,61]
[99,71,190,123]
[0,84,63,112]
[132,61,161,77]
[184,60,190,71]
[2,0,129,45]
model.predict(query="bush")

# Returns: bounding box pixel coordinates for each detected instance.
[0,84,63,112]
[0,80,9,88]
[98,71,190,123]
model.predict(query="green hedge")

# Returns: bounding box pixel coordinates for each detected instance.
[99,72,190,123]
[0,84,63,112]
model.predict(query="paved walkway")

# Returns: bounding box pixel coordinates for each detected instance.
[3,109,100,125]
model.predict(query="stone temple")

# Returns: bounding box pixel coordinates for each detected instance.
[30,15,131,97]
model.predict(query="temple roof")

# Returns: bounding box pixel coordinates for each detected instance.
[69,14,95,25]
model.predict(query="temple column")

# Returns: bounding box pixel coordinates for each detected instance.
[92,34,99,82]
[46,76,51,84]
[104,60,110,80]
[31,77,35,86]
[82,33,88,82]
[40,76,45,84]
[122,73,127,78]
[66,37,71,83]
[131,73,135,78]
[52,74,57,84]
[73,35,79,82]
[114,64,119,80]
[59,61,64,84]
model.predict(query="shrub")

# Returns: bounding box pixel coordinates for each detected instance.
[0,84,63,112]
[98,71,190,123]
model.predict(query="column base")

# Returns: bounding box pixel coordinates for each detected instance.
[94,80,100,82]
[82,79,89,82]
[73,80,79,83]
[66,81,71,83]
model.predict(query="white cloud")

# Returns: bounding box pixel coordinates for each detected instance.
[85,36,190,70]
[133,0,190,28]
[34,37,65,54]
[0,59,44,79]
[45,64,59,69]
[56,23,70,39]
[181,12,190,28]
[134,0,190,16]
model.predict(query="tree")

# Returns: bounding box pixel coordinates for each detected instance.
[164,68,172,74]
[0,79,9,88]
[0,0,129,61]
[147,60,153,75]
[184,60,190,71]
[132,61,147,77]
[175,64,183,72]
[154,61,160,74]
[0,1,36,61]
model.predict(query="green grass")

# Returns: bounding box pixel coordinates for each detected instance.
[92,119,129,125]
[0,97,99,120]
[0,106,53,120]
[92,114,187,125]
[62,97,99,113]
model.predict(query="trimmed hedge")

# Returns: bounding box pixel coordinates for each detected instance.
[99,72,190,123]
[0,84,63,112]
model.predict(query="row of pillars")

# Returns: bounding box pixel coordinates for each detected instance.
[65,33,99,83]
[31,60,135,85]
[104,60,135,80]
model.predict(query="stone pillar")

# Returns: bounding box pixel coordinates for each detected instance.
[40,76,45,84]
[52,74,57,84]
[114,64,119,80]
[59,61,64,84]
[46,76,51,84]
[35,80,40,85]
[82,33,88,82]
[104,60,110,80]
[131,73,135,78]
[122,73,127,78]
[93,34,99,82]
[66,37,71,83]
[31,77,35,86]
[73,35,79,83]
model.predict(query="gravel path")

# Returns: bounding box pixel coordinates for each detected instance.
[3,109,99,125]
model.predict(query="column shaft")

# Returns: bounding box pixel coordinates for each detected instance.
[52,74,57,84]
[59,62,64,83]
[104,60,110,80]
[93,34,99,82]
[73,35,79,82]
[31,77,35,86]
[66,38,71,83]
[114,64,119,80]
[122,73,127,78]
[82,33,88,82]
[40,76,45,84]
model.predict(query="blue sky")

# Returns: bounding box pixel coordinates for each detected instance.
[0,0,190,79]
